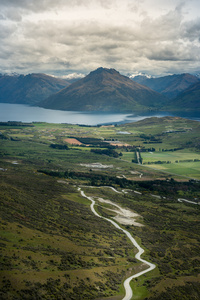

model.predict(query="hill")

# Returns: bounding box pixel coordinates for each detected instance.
[165,81,200,111]
[39,67,167,112]
[131,73,199,99]
[0,73,69,105]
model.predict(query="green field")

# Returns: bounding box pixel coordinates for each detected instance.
[142,151,200,163]
[141,151,200,179]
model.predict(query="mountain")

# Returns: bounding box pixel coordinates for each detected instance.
[165,81,200,111]
[130,75,153,85]
[193,71,200,79]
[131,73,199,99]
[39,67,167,112]
[0,73,69,105]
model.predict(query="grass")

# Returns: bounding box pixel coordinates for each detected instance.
[121,152,137,162]
[142,150,200,163]
[141,151,200,179]
[130,279,149,300]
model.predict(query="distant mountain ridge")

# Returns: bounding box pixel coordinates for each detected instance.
[0,73,69,105]
[131,73,199,99]
[39,67,167,112]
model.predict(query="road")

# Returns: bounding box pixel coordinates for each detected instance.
[78,187,156,300]
[178,198,200,205]
[136,151,141,164]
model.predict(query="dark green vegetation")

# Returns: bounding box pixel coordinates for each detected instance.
[91,148,121,158]
[39,68,167,112]
[50,144,69,150]
[0,73,68,105]
[0,117,200,299]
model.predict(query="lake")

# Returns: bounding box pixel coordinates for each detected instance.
[0,103,199,126]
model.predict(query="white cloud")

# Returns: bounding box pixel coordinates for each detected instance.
[58,73,85,80]
[0,0,200,76]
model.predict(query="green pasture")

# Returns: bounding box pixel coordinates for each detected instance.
[9,133,34,138]
[121,150,200,179]
[141,151,200,179]
[145,161,200,179]
[121,151,136,162]
[142,150,200,163]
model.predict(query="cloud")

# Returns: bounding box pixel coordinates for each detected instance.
[0,0,199,76]
[4,9,22,22]
[181,19,200,41]
[0,0,63,12]
[0,0,112,14]
[58,73,85,80]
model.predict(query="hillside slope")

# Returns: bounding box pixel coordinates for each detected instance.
[165,81,200,111]
[0,73,69,105]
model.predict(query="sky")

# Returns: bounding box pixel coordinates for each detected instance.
[0,0,200,78]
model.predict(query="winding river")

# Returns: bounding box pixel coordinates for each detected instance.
[78,187,156,300]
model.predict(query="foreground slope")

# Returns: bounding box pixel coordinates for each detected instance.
[0,119,200,300]
[0,73,69,105]
[39,67,167,112]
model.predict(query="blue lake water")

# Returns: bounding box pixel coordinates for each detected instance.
[0,103,199,125]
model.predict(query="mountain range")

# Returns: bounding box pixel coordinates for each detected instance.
[131,73,199,99]
[0,68,199,112]
[0,73,69,105]
[165,81,200,111]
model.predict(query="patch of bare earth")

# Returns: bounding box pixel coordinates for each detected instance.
[80,163,113,169]
[105,141,130,147]
[64,138,82,145]
[97,197,143,227]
